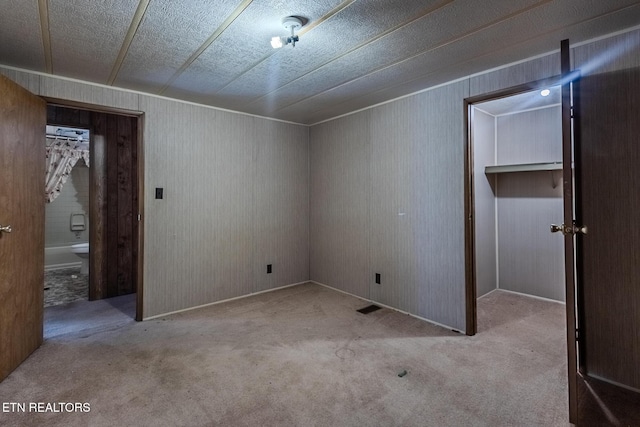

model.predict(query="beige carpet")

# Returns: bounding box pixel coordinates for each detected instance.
[0,284,569,426]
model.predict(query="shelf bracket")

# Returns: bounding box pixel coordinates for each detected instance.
[551,170,562,188]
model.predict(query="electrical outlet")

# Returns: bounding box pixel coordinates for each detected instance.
[155,188,163,199]
[375,273,381,284]
[267,264,272,274]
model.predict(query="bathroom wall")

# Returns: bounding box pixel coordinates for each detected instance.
[44,163,90,247]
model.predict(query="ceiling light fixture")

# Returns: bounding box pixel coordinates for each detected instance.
[271,16,303,49]
[540,89,551,97]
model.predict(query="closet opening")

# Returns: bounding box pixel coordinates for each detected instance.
[465,78,566,336]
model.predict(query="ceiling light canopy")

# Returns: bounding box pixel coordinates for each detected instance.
[271,16,304,49]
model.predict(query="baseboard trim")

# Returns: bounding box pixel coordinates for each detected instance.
[310,280,464,334]
[142,281,309,321]
[494,288,565,305]
[45,262,82,271]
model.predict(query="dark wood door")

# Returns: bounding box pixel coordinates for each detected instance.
[0,75,46,381]
[559,39,579,424]
[575,67,640,423]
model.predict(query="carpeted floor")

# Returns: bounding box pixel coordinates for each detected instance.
[44,267,88,307]
[0,284,569,426]
[44,293,136,339]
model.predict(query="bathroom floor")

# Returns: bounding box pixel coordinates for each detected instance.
[44,267,88,307]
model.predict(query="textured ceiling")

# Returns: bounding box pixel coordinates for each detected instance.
[0,0,639,124]
[474,85,561,116]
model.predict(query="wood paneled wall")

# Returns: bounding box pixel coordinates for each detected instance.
[92,113,138,298]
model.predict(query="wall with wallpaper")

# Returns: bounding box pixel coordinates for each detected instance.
[2,27,639,328]
[309,28,640,332]
[310,81,471,331]
[0,65,309,319]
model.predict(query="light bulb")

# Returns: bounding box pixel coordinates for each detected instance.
[271,36,283,49]
[540,89,550,97]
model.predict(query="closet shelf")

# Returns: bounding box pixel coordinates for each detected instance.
[484,162,562,174]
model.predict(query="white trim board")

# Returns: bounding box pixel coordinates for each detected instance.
[0,64,306,127]
[142,281,309,321]
[482,288,566,305]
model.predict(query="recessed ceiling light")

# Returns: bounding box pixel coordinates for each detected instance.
[540,89,551,97]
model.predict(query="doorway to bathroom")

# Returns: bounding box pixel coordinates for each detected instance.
[44,125,91,308]
[44,103,143,336]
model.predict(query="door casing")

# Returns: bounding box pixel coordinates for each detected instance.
[45,99,145,320]
[463,74,565,335]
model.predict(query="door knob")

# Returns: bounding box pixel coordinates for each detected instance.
[550,224,563,233]
[550,223,587,235]
[0,224,12,233]
[574,225,588,235]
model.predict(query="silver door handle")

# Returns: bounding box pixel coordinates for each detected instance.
[0,224,12,233]
[550,224,564,233]
[550,223,587,235]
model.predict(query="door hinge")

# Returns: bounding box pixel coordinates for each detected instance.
[575,328,580,341]
[137,214,141,221]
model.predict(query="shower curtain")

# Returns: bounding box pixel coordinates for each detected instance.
[44,137,90,203]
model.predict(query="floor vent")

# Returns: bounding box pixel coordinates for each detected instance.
[357,304,382,314]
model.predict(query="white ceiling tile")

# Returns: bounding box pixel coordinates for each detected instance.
[256,0,640,120]
[0,0,639,123]
[115,0,244,92]
[48,0,140,82]
[0,0,45,71]
[164,0,346,98]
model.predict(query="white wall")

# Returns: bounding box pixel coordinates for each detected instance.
[472,108,497,298]
[45,163,90,247]
[495,107,564,301]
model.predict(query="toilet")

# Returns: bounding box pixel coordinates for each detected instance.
[71,243,89,275]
